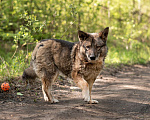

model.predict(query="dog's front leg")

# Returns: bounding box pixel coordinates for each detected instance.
[80,80,90,102]
[87,80,99,104]
[72,71,98,104]
[72,74,90,102]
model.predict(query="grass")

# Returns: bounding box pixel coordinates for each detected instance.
[0,39,150,81]
[0,42,32,81]
[106,42,150,65]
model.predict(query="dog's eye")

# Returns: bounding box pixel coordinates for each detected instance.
[86,46,90,49]
[101,44,106,47]
[97,44,106,49]
[97,46,101,49]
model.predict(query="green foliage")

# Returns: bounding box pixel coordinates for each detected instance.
[0,0,150,79]
[0,48,32,80]
[106,42,150,65]
[14,11,45,46]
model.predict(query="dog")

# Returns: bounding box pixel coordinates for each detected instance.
[22,27,109,104]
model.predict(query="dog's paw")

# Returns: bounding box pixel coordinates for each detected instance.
[88,100,99,104]
[84,96,90,102]
[44,96,49,101]
[50,98,59,103]
[52,98,59,103]
[44,96,59,103]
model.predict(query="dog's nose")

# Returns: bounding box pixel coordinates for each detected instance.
[90,56,96,60]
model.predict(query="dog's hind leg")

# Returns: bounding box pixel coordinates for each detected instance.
[41,70,59,103]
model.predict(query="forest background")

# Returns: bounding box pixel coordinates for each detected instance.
[0,0,150,80]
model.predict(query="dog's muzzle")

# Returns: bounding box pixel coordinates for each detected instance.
[90,55,96,60]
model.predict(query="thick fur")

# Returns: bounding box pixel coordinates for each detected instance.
[22,27,109,104]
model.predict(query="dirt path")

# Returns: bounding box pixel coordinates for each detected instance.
[0,64,150,120]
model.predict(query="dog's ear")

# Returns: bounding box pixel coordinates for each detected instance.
[78,30,89,42]
[99,27,109,42]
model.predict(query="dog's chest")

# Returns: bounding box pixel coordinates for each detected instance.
[81,61,103,80]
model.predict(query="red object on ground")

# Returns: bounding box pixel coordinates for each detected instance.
[1,82,10,91]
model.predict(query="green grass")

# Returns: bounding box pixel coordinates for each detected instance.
[106,43,150,65]
[0,43,32,81]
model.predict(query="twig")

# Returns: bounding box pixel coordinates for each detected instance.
[21,42,35,49]
[11,46,18,59]
[0,56,10,76]
[12,42,35,59]
[60,20,77,39]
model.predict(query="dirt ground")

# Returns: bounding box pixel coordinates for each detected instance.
[0,64,150,120]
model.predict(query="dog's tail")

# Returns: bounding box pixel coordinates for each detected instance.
[22,44,38,82]
[22,59,37,81]
[22,66,37,81]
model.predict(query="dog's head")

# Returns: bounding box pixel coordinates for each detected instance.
[78,27,109,62]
